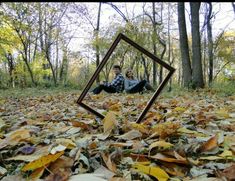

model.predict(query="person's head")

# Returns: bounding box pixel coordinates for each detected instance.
[113,65,121,75]
[125,68,134,79]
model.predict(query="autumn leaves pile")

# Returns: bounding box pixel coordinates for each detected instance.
[0,91,235,180]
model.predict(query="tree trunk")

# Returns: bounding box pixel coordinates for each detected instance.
[21,45,37,86]
[95,2,101,84]
[5,52,15,88]
[178,2,192,88]
[141,55,150,82]
[55,29,59,81]
[159,41,166,83]
[152,2,157,86]
[190,2,204,88]
[206,2,213,86]
[23,56,36,86]
[232,2,235,14]
[60,47,68,85]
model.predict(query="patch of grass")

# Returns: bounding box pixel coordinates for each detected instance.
[0,86,81,99]
[210,81,235,97]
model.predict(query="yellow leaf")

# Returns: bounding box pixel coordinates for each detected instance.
[130,122,149,134]
[149,141,173,151]
[215,109,230,119]
[21,151,64,171]
[199,156,224,160]
[177,127,205,136]
[103,111,118,134]
[132,163,169,181]
[219,150,233,158]
[109,103,121,112]
[174,107,186,112]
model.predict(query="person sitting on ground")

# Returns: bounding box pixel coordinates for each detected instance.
[92,65,125,94]
[124,68,154,94]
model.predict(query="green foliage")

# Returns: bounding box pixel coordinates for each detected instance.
[211,81,235,97]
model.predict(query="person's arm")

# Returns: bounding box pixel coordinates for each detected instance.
[125,79,139,91]
[124,79,130,91]
[110,74,123,87]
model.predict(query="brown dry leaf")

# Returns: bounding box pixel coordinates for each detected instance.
[70,120,89,130]
[49,156,74,173]
[220,164,235,181]
[130,153,149,162]
[109,142,133,148]
[151,121,181,139]
[0,129,31,149]
[28,166,45,181]
[199,135,218,152]
[101,152,117,173]
[44,168,71,181]
[150,152,188,164]
[160,162,186,177]
[21,151,64,171]
[109,178,127,181]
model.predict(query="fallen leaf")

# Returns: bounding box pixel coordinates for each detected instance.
[174,107,186,112]
[0,129,31,149]
[55,138,76,149]
[109,142,133,148]
[50,144,67,154]
[116,130,142,140]
[220,164,235,181]
[94,165,116,180]
[132,163,169,181]
[45,168,71,181]
[71,120,89,129]
[149,141,173,152]
[150,152,188,164]
[219,150,233,158]
[103,111,118,134]
[21,151,64,171]
[28,166,45,181]
[98,112,118,140]
[101,153,117,173]
[0,166,7,176]
[68,173,107,181]
[199,135,218,152]
[1,174,25,181]
[129,122,149,134]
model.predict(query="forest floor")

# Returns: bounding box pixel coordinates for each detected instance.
[0,86,234,181]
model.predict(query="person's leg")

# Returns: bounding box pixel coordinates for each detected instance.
[145,82,155,91]
[129,80,147,93]
[92,85,105,94]
[93,85,116,94]
[103,86,117,93]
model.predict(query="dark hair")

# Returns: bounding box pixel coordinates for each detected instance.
[113,65,121,70]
